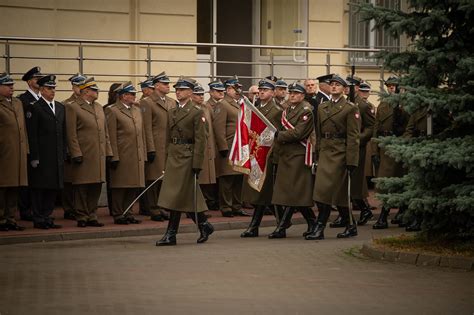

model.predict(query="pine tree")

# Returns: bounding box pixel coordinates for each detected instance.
[358,0,474,240]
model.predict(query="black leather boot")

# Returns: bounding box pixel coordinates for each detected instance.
[268,207,293,239]
[305,204,331,240]
[274,205,288,226]
[299,207,317,237]
[337,209,357,238]
[405,215,422,232]
[156,210,181,246]
[241,206,265,237]
[329,207,347,228]
[373,207,390,229]
[356,199,373,226]
[392,207,407,227]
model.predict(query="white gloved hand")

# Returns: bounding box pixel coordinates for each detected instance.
[30,160,39,168]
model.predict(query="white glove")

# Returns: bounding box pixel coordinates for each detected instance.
[30,160,39,168]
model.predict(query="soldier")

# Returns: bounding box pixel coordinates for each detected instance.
[371,76,410,230]
[66,77,113,227]
[351,81,376,225]
[62,73,86,220]
[156,77,213,246]
[139,79,154,99]
[240,78,285,237]
[307,75,360,240]
[213,76,249,217]
[17,66,43,221]
[274,78,289,109]
[192,84,218,211]
[25,75,66,229]
[140,71,175,222]
[105,82,145,225]
[268,81,317,239]
[0,73,27,231]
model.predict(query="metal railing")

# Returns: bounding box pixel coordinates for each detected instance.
[0,36,386,92]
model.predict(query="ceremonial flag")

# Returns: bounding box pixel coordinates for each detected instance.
[229,97,276,192]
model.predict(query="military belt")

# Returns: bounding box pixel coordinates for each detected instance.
[376,130,393,136]
[322,132,345,139]
[171,137,194,144]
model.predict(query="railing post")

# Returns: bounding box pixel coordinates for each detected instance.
[326,51,331,75]
[78,43,84,74]
[270,51,274,77]
[146,45,151,77]
[5,41,10,74]
[210,47,216,81]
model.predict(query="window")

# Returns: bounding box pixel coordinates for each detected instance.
[349,0,401,63]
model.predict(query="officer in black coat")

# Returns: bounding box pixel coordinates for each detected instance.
[17,66,43,221]
[25,75,66,229]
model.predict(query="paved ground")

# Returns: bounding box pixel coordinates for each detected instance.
[0,224,472,315]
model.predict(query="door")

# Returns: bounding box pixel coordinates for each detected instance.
[253,0,308,82]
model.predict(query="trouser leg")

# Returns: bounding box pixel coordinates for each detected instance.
[0,187,19,225]
[219,176,234,215]
[18,186,31,220]
[73,184,88,222]
[200,183,219,210]
[86,183,102,222]
[62,182,75,219]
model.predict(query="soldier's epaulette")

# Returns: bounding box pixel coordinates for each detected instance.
[302,105,313,112]
[346,101,356,107]
[193,105,201,110]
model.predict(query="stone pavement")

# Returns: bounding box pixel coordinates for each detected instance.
[0,225,472,315]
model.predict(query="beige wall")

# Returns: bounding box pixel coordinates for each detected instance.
[0,0,197,104]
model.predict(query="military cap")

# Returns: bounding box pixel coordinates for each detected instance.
[79,77,99,90]
[258,78,276,90]
[329,74,348,87]
[265,75,278,82]
[152,71,171,84]
[346,75,362,86]
[115,81,137,94]
[385,75,399,86]
[68,73,86,86]
[275,78,288,88]
[288,81,306,94]
[224,75,242,87]
[173,76,196,89]
[0,72,14,85]
[37,75,57,88]
[208,80,225,91]
[359,81,371,92]
[193,84,205,94]
[22,66,42,81]
[316,74,333,84]
[140,79,154,89]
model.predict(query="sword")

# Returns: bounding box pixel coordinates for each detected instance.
[121,172,164,217]
[193,172,199,237]
[347,170,354,226]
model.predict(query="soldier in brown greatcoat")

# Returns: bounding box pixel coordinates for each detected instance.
[240,78,286,238]
[140,72,175,222]
[307,75,360,240]
[351,81,376,226]
[371,76,410,230]
[139,79,154,100]
[66,77,113,227]
[192,84,218,210]
[0,73,28,231]
[105,82,146,225]
[268,81,317,239]
[156,77,213,246]
[61,73,86,221]
[213,76,249,217]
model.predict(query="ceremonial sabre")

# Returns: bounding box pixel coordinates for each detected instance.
[121,172,165,217]
[193,172,199,237]
[347,170,354,226]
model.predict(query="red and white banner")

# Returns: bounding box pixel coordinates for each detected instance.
[229,97,276,192]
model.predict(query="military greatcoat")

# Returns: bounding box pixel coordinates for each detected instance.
[272,101,314,207]
[241,100,282,205]
[25,98,66,189]
[199,101,217,185]
[158,100,208,213]
[105,102,146,188]
[0,95,28,187]
[313,97,360,207]
[66,97,113,185]
[140,93,175,181]
[61,94,78,183]
[351,96,375,199]
[371,101,409,178]
[212,95,240,177]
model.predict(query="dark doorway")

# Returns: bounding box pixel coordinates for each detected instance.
[216,0,253,89]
